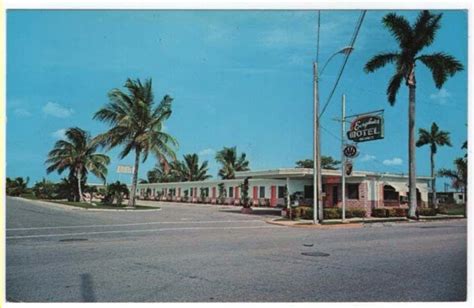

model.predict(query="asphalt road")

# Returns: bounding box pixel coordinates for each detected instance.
[6,197,467,302]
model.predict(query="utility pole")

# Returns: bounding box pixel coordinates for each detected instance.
[313,62,320,224]
[341,94,346,222]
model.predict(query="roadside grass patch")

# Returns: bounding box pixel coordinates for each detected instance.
[19,193,40,200]
[438,204,465,216]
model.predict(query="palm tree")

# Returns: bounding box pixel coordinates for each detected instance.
[94,78,178,207]
[46,127,110,202]
[364,10,463,218]
[6,177,29,196]
[439,157,467,204]
[215,146,250,179]
[180,153,212,181]
[416,122,452,208]
[147,159,182,183]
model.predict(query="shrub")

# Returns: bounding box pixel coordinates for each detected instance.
[388,208,407,217]
[436,206,448,215]
[32,179,59,199]
[285,206,313,220]
[324,208,342,219]
[371,208,388,217]
[347,208,366,218]
[299,207,313,219]
[417,208,437,216]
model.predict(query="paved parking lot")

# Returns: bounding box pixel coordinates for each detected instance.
[6,197,467,302]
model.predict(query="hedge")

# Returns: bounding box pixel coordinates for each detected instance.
[417,208,437,216]
[323,208,366,219]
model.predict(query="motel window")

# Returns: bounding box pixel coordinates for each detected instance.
[304,185,313,199]
[229,187,234,198]
[190,188,193,197]
[458,195,463,200]
[278,186,286,198]
[347,184,359,200]
[259,186,265,198]
[383,185,399,201]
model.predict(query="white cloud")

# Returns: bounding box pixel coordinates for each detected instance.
[13,108,32,117]
[51,128,67,139]
[430,88,451,105]
[383,157,403,166]
[199,148,215,156]
[360,154,376,162]
[42,102,74,118]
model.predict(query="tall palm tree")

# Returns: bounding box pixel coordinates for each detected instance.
[215,146,249,179]
[364,10,463,218]
[94,78,178,207]
[46,127,110,202]
[416,122,452,208]
[180,153,211,181]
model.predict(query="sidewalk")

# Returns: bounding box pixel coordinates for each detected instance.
[267,214,466,228]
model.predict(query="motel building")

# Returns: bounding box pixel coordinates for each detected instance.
[135,168,431,216]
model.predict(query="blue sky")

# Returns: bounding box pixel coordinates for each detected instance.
[6,10,467,190]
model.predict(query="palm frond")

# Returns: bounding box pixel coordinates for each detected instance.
[364,53,400,73]
[386,72,404,105]
[412,10,442,53]
[382,13,413,49]
[417,53,464,88]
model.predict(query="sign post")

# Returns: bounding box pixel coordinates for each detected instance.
[116,165,134,185]
[341,95,346,221]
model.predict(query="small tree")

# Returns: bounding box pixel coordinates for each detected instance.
[218,183,226,204]
[102,181,129,206]
[295,156,341,170]
[240,177,250,208]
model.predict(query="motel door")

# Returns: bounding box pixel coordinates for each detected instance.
[332,186,338,206]
[270,186,277,207]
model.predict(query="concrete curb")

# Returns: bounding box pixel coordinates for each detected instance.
[17,197,162,212]
[265,218,363,229]
[418,214,465,221]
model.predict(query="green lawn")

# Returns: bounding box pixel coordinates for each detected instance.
[20,195,159,210]
[445,206,465,216]
[439,203,466,216]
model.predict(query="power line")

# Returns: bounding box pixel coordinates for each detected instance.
[319,10,367,119]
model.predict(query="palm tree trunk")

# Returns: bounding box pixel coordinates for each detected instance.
[431,150,437,209]
[77,170,84,202]
[407,82,417,219]
[127,149,141,207]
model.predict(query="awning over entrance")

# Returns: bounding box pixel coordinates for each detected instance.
[383,181,409,193]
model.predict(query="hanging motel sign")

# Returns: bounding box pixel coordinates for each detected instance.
[347,111,384,143]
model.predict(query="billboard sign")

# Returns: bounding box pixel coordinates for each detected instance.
[347,114,384,143]
[116,165,134,174]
